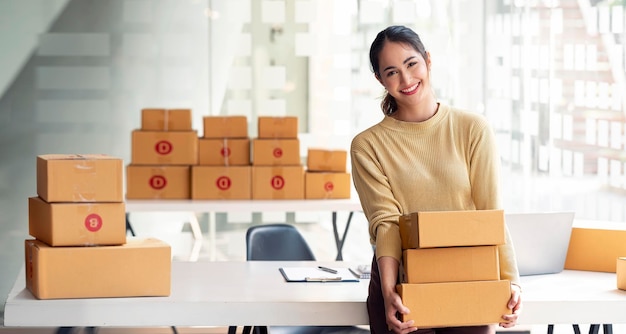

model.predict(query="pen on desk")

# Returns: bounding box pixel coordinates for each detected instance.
[318,266,338,274]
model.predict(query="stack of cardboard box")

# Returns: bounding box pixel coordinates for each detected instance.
[124,111,351,201]
[397,210,511,328]
[251,116,304,199]
[192,115,252,199]
[26,154,171,299]
[304,148,351,199]
[126,108,198,199]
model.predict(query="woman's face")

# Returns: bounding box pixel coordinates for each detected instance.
[376,41,430,108]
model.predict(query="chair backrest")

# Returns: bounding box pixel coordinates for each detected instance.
[246,224,316,261]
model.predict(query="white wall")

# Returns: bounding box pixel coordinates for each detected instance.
[0,0,69,98]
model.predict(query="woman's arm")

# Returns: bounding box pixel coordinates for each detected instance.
[377,256,417,334]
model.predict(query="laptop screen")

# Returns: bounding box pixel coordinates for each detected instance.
[505,212,575,276]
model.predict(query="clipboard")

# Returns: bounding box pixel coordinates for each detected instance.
[279,267,359,282]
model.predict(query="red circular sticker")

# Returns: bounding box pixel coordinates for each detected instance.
[221,147,231,157]
[84,213,103,232]
[271,176,285,190]
[324,181,334,192]
[155,140,173,155]
[273,148,283,158]
[149,175,167,189]
[216,176,232,190]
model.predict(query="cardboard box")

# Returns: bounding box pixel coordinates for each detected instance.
[403,246,500,283]
[37,154,123,203]
[126,165,190,199]
[131,130,198,165]
[398,280,511,328]
[304,172,351,199]
[25,238,171,299]
[191,166,251,200]
[565,227,626,273]
[252,139,301,166]
[618,258,626,290]
[258,116,298,139]
[252,166,304,199]
[307,149,347,172]
[399,210,505,249]
[28,197,126,247]
[203,116,248,138]
[198,138,251,166]
[141,108,192,131]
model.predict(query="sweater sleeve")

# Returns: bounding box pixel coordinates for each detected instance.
[468,117,521,286]
[350,134,403,262]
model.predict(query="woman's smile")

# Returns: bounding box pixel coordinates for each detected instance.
[400,83,419,95]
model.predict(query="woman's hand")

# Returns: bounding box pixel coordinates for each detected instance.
[378,256,418,334]
[383,289,417,334]
[500,283,522,328]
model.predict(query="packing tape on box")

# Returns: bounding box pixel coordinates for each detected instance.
[73,156,97,202]
[163,109,169,131]
[223,138,230,166]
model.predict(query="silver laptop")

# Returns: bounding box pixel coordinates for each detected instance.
[505,212,575,276]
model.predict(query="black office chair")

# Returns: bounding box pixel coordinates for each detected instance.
[228,224,370,334]
[246,223,317,261]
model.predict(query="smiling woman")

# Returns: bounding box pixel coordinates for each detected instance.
[350,25,523,334]
[369,26,434,121]
[0,0,625,331]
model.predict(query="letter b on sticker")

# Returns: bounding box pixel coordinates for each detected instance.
[85,213,103,232]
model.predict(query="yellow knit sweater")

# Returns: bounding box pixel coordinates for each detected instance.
[350,103,520,284]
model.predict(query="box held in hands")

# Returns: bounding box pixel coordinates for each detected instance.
[399,210,505,249]
[397,280,511,328]
[403,246,500,283]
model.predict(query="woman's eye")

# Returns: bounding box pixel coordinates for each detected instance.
[386,71,397,77]
[408,61,418,68]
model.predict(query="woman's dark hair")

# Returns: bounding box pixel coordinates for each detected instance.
[369,25,429,115]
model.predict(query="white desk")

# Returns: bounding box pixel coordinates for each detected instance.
[518,270,626,325]
[125,199,364,260]
[6,264,626,328]
[4,261,369,327]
